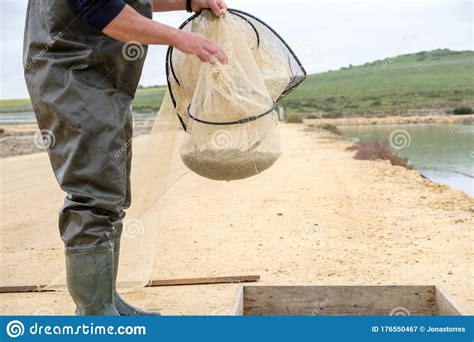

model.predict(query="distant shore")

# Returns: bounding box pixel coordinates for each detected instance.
[304,114,474,126]
[1,114,473,158]
[0,122,154,158]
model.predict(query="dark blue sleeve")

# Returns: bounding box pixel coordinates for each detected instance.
[72,0,126,31]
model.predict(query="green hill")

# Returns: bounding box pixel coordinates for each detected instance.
[1,49,472,117]
[132,86,166,113]
[0,86,167,114]
[283,49,474,116]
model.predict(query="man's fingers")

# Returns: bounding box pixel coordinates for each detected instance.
[199,51,214,63]
[209,56,217,65]
[198,54,210,63]
[214,49,228,64]
[201,49,227,65]
[205,43,228,65]
[217,0,227,11]
[209,0,223,16]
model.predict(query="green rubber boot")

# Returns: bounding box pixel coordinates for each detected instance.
[113,235,161,316]
[66,247,120,316]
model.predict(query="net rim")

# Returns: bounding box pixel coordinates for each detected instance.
[165,8,307,131]
[186,102,276,126]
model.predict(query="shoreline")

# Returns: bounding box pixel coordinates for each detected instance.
[304,114,474,126]
[1,123,473,315]
[1,119,472,198]
[0,121,154,158]
[1,114,472,158]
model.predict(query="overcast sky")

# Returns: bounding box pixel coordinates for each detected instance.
[0,0,472,99]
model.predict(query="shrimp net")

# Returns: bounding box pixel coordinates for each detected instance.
[167,9,306,181]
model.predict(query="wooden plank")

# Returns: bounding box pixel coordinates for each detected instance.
[146,275,260,287]
[0,285,53,293]
[0,275,260,293]
[243,286,438,316]
[434,286,463,316]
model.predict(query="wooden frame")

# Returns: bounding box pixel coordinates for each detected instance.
[232,285,464,316]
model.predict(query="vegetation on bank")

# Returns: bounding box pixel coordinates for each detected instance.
[346,140,413,169]
[306,123,342,136]
[453,106,473,115]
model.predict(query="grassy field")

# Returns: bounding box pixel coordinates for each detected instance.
[1,49,472,116]
[0,87,167,114]
[132,86,166,112]
[0,98,33,113]
[283,49,474,117]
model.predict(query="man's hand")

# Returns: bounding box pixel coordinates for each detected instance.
[103,4,228,64]
[174,31,228,64]
[192,0,227,16]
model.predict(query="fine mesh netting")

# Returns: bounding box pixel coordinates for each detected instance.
[0,94,186,295]
[13,94,186,292]
[1,9,305,302]
[167,9,306,181]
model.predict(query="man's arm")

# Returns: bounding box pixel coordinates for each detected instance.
[152,0,185,12]
[153,0,227,16]
[103,4,227,64]
[71,0,228,64]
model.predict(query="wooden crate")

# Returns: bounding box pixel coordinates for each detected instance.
[232,286,464,316]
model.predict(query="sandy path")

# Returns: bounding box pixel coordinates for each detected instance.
[1,123,473,315]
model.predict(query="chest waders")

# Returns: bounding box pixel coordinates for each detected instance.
[23,0,160,315]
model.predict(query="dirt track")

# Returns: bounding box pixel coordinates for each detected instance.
[1,123,472,315]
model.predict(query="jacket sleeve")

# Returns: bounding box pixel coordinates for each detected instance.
[71,0,126,31]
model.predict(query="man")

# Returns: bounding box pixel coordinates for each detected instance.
[23,0,228,315]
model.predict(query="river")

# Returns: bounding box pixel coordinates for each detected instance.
[339,123,473,197]
[0,111,156,124]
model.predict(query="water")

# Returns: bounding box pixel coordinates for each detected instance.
[0,112,36,124]
[0,111,156,125]
[339,123,474,197]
